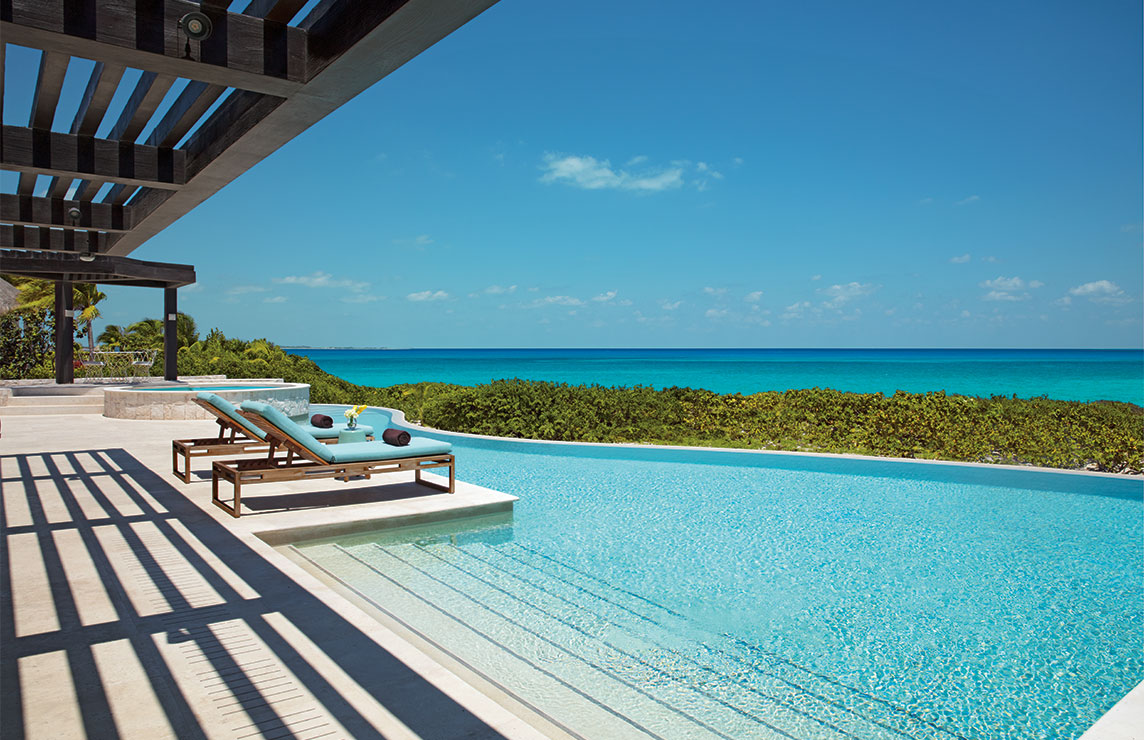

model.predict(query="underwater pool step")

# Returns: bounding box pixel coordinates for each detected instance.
[400,542,813,740]
[477,542,965,740]
[296,539,966,740]
[300,542,673,740]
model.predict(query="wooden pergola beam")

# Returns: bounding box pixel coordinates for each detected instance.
[0,225,110,253]
[0,249,196,288]
[145,81,227,149]
[113,0,499,256]
[1,194,132,233]
[2,126,185,190]
[107,72,177,144]
[43,62,127,199]
[17,50,70,195]
[1,0,306,97]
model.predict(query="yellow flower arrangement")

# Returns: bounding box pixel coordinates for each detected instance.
[343,404,368,428]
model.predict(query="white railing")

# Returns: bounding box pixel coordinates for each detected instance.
[78,350,158,380]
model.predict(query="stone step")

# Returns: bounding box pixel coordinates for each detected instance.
[6,395,104,406]
[1,403,104,415]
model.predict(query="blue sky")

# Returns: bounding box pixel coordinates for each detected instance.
[4,0,1142,348]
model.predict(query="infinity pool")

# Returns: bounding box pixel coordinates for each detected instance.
[295,405,1143,740]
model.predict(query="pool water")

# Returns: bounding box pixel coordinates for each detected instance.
[129,385,280,391]
[295,405,1143,739]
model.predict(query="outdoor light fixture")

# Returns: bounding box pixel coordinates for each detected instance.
[68,207,96,262]
[179,12,212,41]
[179,12,213,59]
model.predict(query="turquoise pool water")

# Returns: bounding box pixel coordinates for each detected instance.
[297,405,1143,739]
[129,385,280,391]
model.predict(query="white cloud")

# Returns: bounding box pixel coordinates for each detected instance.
[227,285,267,295]
[1069,280,1129,304]
[810,274,822,281]
[980,276,1026,291]
[531,295,583,307]
[820,282,878,308]
[982,256,999,263]
[539,153,684,192]
[955,195,981,206]
[625,155,648,166]
[744,291,763,303]
[949,253,971,264]
[263,296,286,304]
[485,284,517,295]
[342,294,383,304]
[1028,280,1044,289]
[660,300,682,311]
[960,310,971,318]
[705,308,727,318]
[407,290,449,302]
[732,157,744,167]
[983,290,1028,302]
[274,271,368,292]
[781,301,812,320]
[617,299,633,306]
[703,286,727,297]
[592,291,618,302]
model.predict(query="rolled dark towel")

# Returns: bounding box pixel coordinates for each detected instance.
[310,413,333,429]
[382,428,411,447]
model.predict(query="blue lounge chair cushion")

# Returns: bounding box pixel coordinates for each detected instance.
[308,423,374,439]
[327,437,452,464]
[198,392,266,440]
[241,401,334,462]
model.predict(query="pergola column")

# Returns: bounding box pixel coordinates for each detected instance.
[54,279,73,383]
[164,287,177,381]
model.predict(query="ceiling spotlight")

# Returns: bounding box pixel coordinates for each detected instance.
[179,12,212,42]
[67,206,82,223]
[78,252,96,263]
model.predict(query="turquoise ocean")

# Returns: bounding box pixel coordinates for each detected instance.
[289,348,1144,405]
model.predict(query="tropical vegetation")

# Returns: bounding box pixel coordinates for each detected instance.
[1,286,1140,475]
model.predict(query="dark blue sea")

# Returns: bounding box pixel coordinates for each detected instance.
[287,348,1144,405]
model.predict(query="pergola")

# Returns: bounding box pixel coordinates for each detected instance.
[0,0,497,381]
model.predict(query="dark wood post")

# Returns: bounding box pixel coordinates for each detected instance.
[54,280,74,384]
[164,288,177,381]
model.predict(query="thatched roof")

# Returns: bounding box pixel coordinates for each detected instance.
[0,279,19,316]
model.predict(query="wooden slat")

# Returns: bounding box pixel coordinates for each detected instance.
[1,0,306,97]
[104,185,139,206]
[43,62,128,198]
[145,81,226,148]
[114,0,499,256]
[242,0,309,23]
[29,50,69,129]
[107,72,176,143]
[0,225,109,253]
[71,181,100,202]
[0,194,132,233]
[2,126,185,190]
[16,174,37,196]
[73,62,127,136]
[46,176,73,199]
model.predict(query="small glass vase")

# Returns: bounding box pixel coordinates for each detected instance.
[346,417,356,429]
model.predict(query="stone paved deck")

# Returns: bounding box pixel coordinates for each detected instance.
[1,412,547,740]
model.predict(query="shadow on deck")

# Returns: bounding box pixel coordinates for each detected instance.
[1,447,510,739]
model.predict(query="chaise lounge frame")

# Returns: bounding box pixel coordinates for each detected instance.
[172,397,272,483]
[172,396,373,483]
[211,408,454,518]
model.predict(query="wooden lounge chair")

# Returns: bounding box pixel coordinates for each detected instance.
[211,400,454,518]
[172,392,374,483]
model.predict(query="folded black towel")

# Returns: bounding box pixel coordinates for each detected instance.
[382,428,411,447]
[310,413,333,429]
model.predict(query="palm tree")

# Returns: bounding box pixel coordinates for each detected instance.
[176,312,199,348]
[9,276,55,311]
[126,318,164,349]
[73,283,107,355]
[98,324,129,349]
